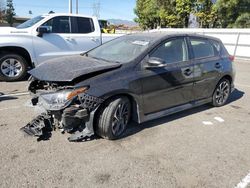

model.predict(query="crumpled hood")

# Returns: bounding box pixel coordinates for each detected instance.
[29,55,121,82]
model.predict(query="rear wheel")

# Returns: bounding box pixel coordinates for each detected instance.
[96,96,131,140]
[212,78,231,107]
[0,54,28,81]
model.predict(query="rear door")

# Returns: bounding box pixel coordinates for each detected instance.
[70,16,101,53]
[188,37,223,100]
[141,37,194,114]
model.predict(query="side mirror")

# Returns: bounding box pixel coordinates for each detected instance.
[146,57,165,68]
[37,26,50,37]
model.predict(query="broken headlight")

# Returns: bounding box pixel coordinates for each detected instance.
[39,87,88,111]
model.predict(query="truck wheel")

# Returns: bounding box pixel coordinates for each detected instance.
[0,54,28,81]
[96,96,131,140]
[212,78,231,107]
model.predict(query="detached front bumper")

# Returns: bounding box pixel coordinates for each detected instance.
[21,93,104,142]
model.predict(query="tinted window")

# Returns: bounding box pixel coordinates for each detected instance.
[42,16,71,33]
[190,38,215,59]
[73,17,94,34]
[150,38,188,64]
[210,39,229,56]
[211,40,221,53]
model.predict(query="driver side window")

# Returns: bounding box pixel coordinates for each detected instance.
[150,38,188,64]
[42,16,71,33]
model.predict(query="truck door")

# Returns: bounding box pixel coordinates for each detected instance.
[33,16,77,64]
[70,16,101,53]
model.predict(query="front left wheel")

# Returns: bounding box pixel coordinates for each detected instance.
[96,96,131,140]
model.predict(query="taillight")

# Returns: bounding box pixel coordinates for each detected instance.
[229,55,235,62]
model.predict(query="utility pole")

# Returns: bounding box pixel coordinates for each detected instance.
[76,0,78,14]
[69,0,72,14]
[93,1,100,18]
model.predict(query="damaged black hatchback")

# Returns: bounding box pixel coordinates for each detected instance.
[21,33,235,142]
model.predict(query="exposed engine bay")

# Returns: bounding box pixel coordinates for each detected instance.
[21,79,104,142]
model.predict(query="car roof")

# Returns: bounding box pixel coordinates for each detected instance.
[126,32,221,43]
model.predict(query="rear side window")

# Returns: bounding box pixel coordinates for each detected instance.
[42,16,71,33]
[150,38,188,64]
[210,40,229,56]
[190,38,215,59]
[72,17,95,34]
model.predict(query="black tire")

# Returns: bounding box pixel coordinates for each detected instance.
[0,53,28,81]
[212,78,231,107]
[96,96,131,140]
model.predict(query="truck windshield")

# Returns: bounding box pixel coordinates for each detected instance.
[16,16,45,29]
[88,36,150,63]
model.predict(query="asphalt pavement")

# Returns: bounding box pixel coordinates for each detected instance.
[0,60,250,188]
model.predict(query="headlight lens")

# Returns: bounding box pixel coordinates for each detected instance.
[39,87,88,111]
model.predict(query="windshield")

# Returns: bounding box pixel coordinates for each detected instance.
[88,36,150,63]
[16,15,45,29]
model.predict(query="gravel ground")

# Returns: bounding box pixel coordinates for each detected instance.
[0,60,250,188]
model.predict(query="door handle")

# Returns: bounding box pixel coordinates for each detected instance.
[215,62,222,69]
[91,37,99,42]
[65,37,73,41]
[183,68,192,76]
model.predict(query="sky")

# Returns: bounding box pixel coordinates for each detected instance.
[12,0,136,20]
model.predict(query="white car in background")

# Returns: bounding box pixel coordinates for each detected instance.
[0,13,121,81]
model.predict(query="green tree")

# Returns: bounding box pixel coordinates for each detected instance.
[134,0,160,29]
[176,0,195,28]
[215,0,250,28]
[195,0,217,28]
[0,0,6,23]
[5,0,15,26]
[157,0,183,28]
[134,0,192,29]
[234,13,250,28]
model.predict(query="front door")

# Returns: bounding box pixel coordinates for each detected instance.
[141,37,194,115]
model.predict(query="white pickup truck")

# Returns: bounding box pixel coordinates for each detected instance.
[0,13,121,81]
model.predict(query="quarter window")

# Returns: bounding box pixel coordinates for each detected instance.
[150,38,188,64]
[42,16,71,33]
[190,38,215,59]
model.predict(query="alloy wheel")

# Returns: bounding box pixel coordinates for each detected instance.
[1,58,23,78]
[111,102,129,136]
[215,80,230,105]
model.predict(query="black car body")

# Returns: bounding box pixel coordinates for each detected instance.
[22,33,236,141]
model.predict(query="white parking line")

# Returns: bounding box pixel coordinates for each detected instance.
[202,121,213,125]
[235,172,250,188]
[0,106,21,111]
[0,92,29,98]
[214,117,225,123]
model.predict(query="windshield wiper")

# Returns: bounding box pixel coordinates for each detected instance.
[89,56,120,64]
[80,52,88,57]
